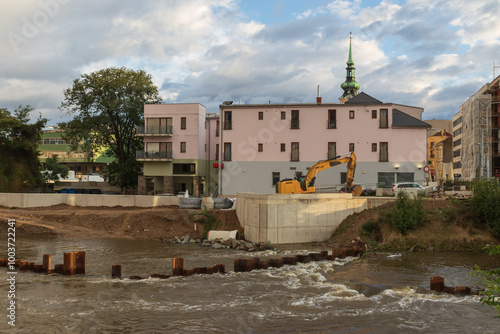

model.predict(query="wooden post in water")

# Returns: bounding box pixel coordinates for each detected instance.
[43,254,51,274]
[233,259,242,272]
[111,265,122,279]
[63,252,76,275]
[430,276,444,292]
[54,264,64,275]
[172,258,184,276]
[75,251,86,274]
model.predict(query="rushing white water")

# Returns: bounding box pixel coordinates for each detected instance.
[1,235,499,333]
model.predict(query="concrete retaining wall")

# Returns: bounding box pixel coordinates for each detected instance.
[0,193,180,208]
[236,193,396,244]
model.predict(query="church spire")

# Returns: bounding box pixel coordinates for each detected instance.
[339,34,360,103]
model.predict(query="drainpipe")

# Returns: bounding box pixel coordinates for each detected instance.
[218,106,223,197]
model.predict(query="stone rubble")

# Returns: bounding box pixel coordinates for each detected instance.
[170,235,276,252]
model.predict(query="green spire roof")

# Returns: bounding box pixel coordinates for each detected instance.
[340,36,360,102]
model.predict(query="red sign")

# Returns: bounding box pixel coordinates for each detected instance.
[213,163,224,169]
[423,166,430,173]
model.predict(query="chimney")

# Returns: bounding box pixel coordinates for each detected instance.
[316,85,322,104]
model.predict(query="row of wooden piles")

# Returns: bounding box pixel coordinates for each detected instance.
[112,246,364,280]
[0,252,85,275]
[430,276,482,296]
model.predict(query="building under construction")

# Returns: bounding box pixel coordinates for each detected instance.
[454,75,500,180]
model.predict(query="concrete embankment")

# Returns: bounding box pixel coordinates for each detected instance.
[236,192,395,245]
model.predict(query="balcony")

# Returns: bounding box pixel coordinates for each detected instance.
[136,125,173,137]
[327,120,337,129]
[291,120,300,129]
[136,150,173,161]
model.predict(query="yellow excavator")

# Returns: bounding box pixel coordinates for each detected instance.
[275,152,362,196]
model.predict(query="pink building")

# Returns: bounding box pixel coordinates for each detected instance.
[137,103,219,196]
[218,93,430,195]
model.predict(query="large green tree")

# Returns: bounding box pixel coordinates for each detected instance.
[59,67,161,194]
[0,105,47,192]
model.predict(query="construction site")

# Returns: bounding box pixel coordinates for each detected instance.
[454,74,500,180]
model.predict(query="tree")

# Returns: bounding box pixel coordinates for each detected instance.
[0,105,47,192]
[42,154,69,182]
[59,67,161,194]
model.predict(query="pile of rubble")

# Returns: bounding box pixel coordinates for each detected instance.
[170,235,276,252]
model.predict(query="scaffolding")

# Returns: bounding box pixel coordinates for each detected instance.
[460,88,491,180]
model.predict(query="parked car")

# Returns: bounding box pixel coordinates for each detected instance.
[391,182,433,195]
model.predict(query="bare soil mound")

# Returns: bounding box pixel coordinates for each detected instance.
[0,205,241,242]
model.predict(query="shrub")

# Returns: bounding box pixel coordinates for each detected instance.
[361,220,378,235]
[472,245,500,318]
[471,179,500,238]
[391,191,426,234]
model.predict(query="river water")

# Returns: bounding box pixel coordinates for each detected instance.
[1,234,499,334]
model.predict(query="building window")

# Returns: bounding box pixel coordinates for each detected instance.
[340,172,347,184]
[453,139,461,147]
[372,143,377,152]
[328,110,336,129]
[146,117,172,134]
[181,117,186,130]
[281,111,286,120]
[258,143,263,152]
[453,117,462,127]
[291,142,299,161]
[291,110,299,129]
[453,128,462,137]
[380,109,388,128]
[380,142,388,162]
[349,143,355,152]
[180,142,186,153]
[224,111,232,130]
[328,142,336,160]
[372,110,377,119]
[349,110,355,119]
[280,143,286,152]
[258,111,263,120]
[216,120,219,137]
[397,173,414,183]
[216,143,219,161]
[378,172,394,188]
[173,163,196,174]
[224,142,231,161]
[272,172,280,185]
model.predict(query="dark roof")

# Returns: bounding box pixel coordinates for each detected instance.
[345,92,383,104]
[392,109,431,128]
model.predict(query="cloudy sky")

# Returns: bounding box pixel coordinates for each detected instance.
[1,0,499,124]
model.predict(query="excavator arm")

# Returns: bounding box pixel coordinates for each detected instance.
[276,152,362,195]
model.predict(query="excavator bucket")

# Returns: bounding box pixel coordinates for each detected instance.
[351,185,363,196]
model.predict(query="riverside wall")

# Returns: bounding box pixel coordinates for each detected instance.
[0,193,180,208]
[236,193,395,244]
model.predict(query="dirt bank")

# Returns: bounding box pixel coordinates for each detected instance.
[0,205,241,242]
[1,198,498,250]
[328,198,499,251]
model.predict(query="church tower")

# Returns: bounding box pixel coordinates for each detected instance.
[339,36,360,103]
